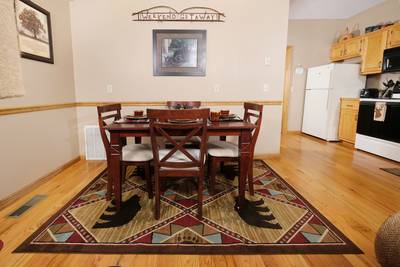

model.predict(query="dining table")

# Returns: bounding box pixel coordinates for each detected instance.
[105,120,256,211]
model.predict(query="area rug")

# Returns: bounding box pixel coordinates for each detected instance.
[15,160,362,254]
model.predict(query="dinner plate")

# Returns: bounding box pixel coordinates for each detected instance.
[125,115,147,120]
[168,119,198,124]
[219,114,237,119]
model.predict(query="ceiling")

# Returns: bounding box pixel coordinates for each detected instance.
[289,0,386,19]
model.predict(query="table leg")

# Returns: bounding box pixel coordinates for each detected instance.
[110,133,122,211]
[238,129,251,208]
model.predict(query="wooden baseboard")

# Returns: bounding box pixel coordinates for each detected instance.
[0,156,81,211]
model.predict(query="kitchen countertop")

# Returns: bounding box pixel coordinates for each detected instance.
[359,98,400,103]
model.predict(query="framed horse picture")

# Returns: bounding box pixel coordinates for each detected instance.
[153,30,206,76]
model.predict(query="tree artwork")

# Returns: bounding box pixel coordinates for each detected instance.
[19,8,45,39]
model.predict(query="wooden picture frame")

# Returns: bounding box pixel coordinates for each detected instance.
[153,30,206,76]
[15,0,54,64]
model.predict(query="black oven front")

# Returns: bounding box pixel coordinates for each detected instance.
[357,100,400,143]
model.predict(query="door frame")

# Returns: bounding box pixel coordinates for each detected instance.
[281,46,293,134]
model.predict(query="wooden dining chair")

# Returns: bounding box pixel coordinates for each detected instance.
[207,102,263,196]
[166,101,202,148]
[97,104,153,200]
[147,108,210,219]
[166,101,201,110]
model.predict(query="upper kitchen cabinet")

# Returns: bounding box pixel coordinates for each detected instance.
[330,43,345,61]
[343,37,363,59]
[330,37,363,62]
[360,29,388,75]
[387,23,400,49]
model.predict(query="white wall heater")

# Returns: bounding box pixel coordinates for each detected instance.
[84,125,107,160]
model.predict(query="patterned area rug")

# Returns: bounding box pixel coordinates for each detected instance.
[15,161,361,254]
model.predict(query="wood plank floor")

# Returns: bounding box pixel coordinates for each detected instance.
[0,133,399,267]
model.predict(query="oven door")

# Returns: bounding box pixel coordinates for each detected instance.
[357,101,400,143]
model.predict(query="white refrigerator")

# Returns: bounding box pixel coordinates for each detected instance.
[302,63,366,141]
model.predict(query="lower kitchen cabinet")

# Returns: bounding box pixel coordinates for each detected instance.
[339,98,359,144]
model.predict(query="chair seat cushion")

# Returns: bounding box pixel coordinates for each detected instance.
[207,140,239,157]
[159,148,201,171]
[122,144,153,162]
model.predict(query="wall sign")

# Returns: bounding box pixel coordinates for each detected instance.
[132,6,225,22]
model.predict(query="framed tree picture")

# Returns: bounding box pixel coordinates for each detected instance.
[153,30,206,76]
[15,0,54,64]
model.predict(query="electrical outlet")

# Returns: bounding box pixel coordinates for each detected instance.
[213,84,220,93]
[263,83,270,92]
[106,84,113,94]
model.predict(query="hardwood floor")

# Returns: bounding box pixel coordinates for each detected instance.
[0,133,399,267]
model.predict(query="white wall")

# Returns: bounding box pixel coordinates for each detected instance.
[70,0,290,155]
[0,0,79,199]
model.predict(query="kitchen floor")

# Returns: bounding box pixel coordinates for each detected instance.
[0,133,399,267]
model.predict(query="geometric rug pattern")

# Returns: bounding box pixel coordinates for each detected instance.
[15,160,362,254]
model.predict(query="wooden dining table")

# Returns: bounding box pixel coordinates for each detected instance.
[105,120,256,211]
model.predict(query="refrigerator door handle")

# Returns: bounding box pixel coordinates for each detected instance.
[326,93,329,110]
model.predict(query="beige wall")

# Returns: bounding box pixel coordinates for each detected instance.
[287,19,344,131]
[287,0,400,131]
[0,0,79,199]
[70,0,290,155]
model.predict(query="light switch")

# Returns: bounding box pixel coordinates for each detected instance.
[264,56,271,66]
[213,84,220,93]
[106,84,113,94]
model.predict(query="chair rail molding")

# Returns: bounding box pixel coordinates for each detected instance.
[0,100,283,116]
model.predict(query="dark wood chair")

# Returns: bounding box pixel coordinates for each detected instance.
[207,102,263,196]
[147,108,210,219]
[97,104,153,200]
[166,101,202,148]
[167,101,201,110]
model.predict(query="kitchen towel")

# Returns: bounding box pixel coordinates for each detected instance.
[0,0,25,99]
[374,102,387,122]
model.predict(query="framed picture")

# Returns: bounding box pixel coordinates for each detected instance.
[15,0,54,64]
[153,30,206,76]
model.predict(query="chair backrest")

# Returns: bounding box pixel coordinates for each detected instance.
[97,104,122,158]
[166,101,202,110]
[243,102,263,156]
[147,108,209,171]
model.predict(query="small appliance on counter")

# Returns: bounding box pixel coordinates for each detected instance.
[392,81,400,99]
[360,88,379,98]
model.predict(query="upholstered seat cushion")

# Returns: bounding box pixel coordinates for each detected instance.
[122,144,153,162]
[159,148,201,171]
[207,140,239,157]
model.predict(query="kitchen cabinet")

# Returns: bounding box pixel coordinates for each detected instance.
[387,23,400,49]
[339,98,359,144]
[330,37,363,62]
[343,37,363,59]
[330,43,345,61]
[361,29,388,75]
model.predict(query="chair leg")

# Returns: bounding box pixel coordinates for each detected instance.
[106,162,113,201]
[121,165,127,183]
[209,156,217,195]
[144,162,153,199]
[248,160,254,196]
[197,174,203,219]
[220,162,225,173]
[155,172,161,220]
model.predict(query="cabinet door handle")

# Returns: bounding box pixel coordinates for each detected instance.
[355,115,358,121]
